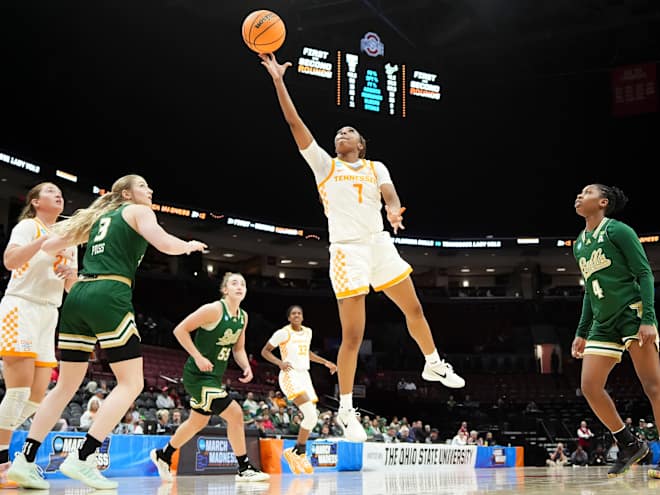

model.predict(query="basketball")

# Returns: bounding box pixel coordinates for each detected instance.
[241,10,286,54]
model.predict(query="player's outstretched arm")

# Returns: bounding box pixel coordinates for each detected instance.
[259,52,314,151]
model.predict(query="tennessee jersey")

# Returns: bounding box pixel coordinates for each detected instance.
[300,140,393,243]
[268,324,313,371]
[4,218,77,307]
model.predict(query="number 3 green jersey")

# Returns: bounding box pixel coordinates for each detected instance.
[574,217,657,338]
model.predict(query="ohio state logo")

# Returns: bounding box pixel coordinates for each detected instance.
[360,32,384,57]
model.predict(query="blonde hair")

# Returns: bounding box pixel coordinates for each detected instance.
[52,174,143,245]
[18,182,58,221]
[220,272,245,297]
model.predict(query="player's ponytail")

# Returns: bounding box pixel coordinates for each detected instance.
[595,184,629,216]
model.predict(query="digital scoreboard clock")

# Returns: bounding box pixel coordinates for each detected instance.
[296,32,441,118]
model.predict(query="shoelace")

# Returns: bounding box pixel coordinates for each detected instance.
[438,359,453,371]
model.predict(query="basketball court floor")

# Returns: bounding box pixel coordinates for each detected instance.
[23,465,659,495]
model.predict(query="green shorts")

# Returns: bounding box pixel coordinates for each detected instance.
[183,369,231,415]
[58,279,141,362]
[584,302,658,362]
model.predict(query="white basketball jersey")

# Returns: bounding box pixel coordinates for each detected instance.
[4,218,77,307]
[300,140,393,243]
[268,324,313,371]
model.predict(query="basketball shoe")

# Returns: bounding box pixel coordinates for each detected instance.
[422,359,465,388]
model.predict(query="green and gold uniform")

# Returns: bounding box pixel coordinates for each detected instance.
[183,299,246,415]
[574,217,657,361]
[59,204,148,362]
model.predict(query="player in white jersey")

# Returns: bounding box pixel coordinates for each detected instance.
[0,182,77,486]
[258,52,465,443]
[261,305,336,474]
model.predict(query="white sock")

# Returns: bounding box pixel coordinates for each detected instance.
[425,349,440,364]
[339,393,353,410]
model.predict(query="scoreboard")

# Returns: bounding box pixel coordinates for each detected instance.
[296,32,441,118]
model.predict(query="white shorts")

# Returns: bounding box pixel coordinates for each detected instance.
[0,294,58,367]
[329,231,412,299]
[279,369,318,403]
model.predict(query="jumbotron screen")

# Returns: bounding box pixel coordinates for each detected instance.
[296,32,441,118]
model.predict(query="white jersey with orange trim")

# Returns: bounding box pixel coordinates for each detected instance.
[4,218,77,307]
[268,324,313,371]
[300,140,393,243]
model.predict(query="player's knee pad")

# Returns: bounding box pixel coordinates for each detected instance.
[0,387,30,431]
[299,401,318,431]
[14,400,40,429]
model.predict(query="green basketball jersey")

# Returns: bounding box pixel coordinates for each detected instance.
[182,299,246,382]
[574,217,656,337]
[81,204,149,283]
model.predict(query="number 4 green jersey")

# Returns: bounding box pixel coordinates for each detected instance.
[574,217,657,338]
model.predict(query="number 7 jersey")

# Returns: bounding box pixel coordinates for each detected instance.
[573,217,656,327]
[300,140,393,243]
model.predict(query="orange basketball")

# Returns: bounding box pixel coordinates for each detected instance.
[241,9,286,54]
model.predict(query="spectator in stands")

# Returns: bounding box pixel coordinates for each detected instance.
[288,413,302,436]
[624,417,634,433]
[114,410,138,435]
[571,445,589,466]
[156,387,175,410]
[483,431,498,446]
[446,395,457,410]
[426,428,442,444]
[318,424,332,439]
[8,174,207,490]
[242,392,260,418]
[467,430,483,446]
[0,182,78,489]
[384,426,400,443]
[169,410,182,433]
[87,389,107,409]
[259,414,276,436]
[155,409,171,435]
[571,183,659,479]
[457,421,469,436]
[410,420,427,443]
[590,444,607,466]
[167,387,183,409]
[398,426,415,443]
[546,442,568,466]
[242,404,255,428]
[577,420,595,454]
[258,52,465,444]
[273,391,287,410]
[451,430,468,446]
[149,272,268,483]
[271,406,290,432]
[79,397,102,432]
[261,304,337,475]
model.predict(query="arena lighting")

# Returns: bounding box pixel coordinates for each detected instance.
[5,149,660,248]
[485,268,495,273]
[460,268,470,273]
[55,169,78,183]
